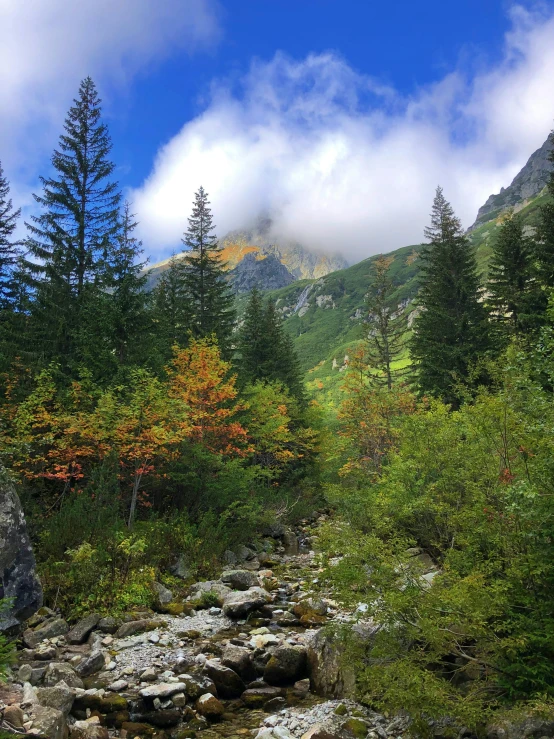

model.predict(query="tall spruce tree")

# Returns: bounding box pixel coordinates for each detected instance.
[23,77,120,369]
[151,254,191,365]
[535,130,554,290]
[411,186,491,407]
[0,161,21,310]
[237,287,266,382]
[364,255,408,389]
[488,210,543,339]
[181,187,235,355]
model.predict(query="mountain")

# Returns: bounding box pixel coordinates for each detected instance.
[471,135,553,229]
[144,215,348,293]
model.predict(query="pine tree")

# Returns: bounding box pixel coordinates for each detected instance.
[262,300,305,403]
[151,254,191,365]
[364,255,408,389]
[23,77,120,369]
[181,187,235,355]
[535,130,554,290]
[237,287,267,383]
[0,161,21,310]
[411,187,491,407]
[488,210,543,339]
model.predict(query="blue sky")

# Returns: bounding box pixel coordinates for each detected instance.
[2,1,554,262]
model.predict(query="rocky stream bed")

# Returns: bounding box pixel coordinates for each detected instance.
[0,513,412,739]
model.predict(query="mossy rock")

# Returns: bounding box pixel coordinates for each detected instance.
[120,722,155,737]
[159,602,185,616]
[74,692,128,714]
[299,611,327,626]
[334,703,348,716]
[342,717,369,738]
[177,629,201,639]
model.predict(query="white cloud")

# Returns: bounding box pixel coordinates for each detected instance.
[132,5,554,263]
[0,0,221,183]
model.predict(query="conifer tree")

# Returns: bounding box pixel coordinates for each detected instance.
[151,254,190,365]
[488,211,543,339]
[411,187,491,407]
[0,161,21,310]
[535,130,554,290]
[237,287,266,383]
[23,77,120,368]
[181,187,235,355]
[364,255,408,389]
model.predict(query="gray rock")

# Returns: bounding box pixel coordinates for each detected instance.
[29,704,66,739]
[140,666,157,681]
[487,715,554,739]
[70,720,110,739]
[139,682,188,699]
[221,569,259,590]
[180,672,217,699]
[114,618,165,638]
[36,681,75,716]
[138,709,182,727]
[196,692,224,718]
[222,586,272,619]
[205,659,246,698]
[23,617,69,647]
[223,549,237,565]
[153,581,173,605]
[264,645,307,685]
[256,727,295,739]
[241,686,282,707]
[0,471,43,631]
[221,643,256,681]
[76,650,105,677]
[169,553,192,580]
[189,580,232,604]
[66,613,101,644]
[43,662,84,689]
[18,663,33,682]
[283,530,299,555]
[96,616,121,634]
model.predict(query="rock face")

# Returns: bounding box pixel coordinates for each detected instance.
[229,252,295,293]
[472,134,554,228]
[0,472,43,631]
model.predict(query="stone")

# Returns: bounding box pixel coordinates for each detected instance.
[35,644,57,660]
[223,549,237,565]
[29,704,66,739]
[97,616,121,634]
[256,728,295,739]
[292,598,327,618]
[138,709,181,727]
[114,618,165,638]
[0,472,43,631]
[264,645,307,684]
[205,659,246,698]
[120,722,155,737]
[76,650,105,677]
[307,623,379,698]
[241,686,282,707]
[189,580,232,605]
[221,644,256,681]
[73,692,127,715]
[196,692,224,719]
[140,667,157,681]
[275,611,298,626]
[3,705,25,729]
[180,673,217,699]
[107,679,128,691]
[23,617,69,648]
[67,613,101,644]
[487,715,554,739]
[139,682,188,699]
[283,530,299,555]
[250,633,280,649]
[21,681,39,708]
[220,569,259,590]
[18,663,33,682]
[222,587,272,619]
[43,662,85,689]
[172,692,186,707]
[300,726,340,739]
[342,718,369,738]
[294,678,310,693]
[152,581,173,605]
[169,553,192,580]
[36,681,75,715]
[70,720,110,739]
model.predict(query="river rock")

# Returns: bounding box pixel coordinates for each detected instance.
[115,618,165,638]
[152,581,173,607]
[180,672,217,699]
[0,472,43,632]
[139,682,188,699]
[221,569,259,590]
[97,616,121,634]
[138,709,182,727]
[66,613,101,644]
[241,686,282,707]
[487,715,554,739]
[256,728,295,739]
[36,681,75,715]
[221,644,256,681]
[222,587,272,619]
[196,692,224,719]
[205,659,246,698]
[189,580,232,605]
[300,726,340,739]
[23,616,69,647]
[29,704,66,739]
[4,704,25,729]
[76,650,105,677]
[44,662,85,689]
[71,719,110,739]
[264,645,307,684]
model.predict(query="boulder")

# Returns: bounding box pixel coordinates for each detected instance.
[189,580,232,605]
[3,705,25,729]
[23,616,69,648]
[256,728,295,739]
[152,581,173,607]
[487,715,554,739]
[241,686,282,707]
[29,704,66,739]
[114,618,165,638]
[76,650,105,677]
[97,616,121,634]
[73,692,127,714]
[301,727,340,739]
[66,613,101,644]
[196,692,224,719]
[220,569,258,590]
[222,587,272,619]
[36,681,75,715]
[205,659,246,698]
[43,662,84,689]
[180,672,217,699]
[139,682,188,700]
[71,719,110,739]
[307,624,379,698]
[138,710,181,728]
[264,645,307,684]
[0,472,43,632]
[221,644,257,681]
